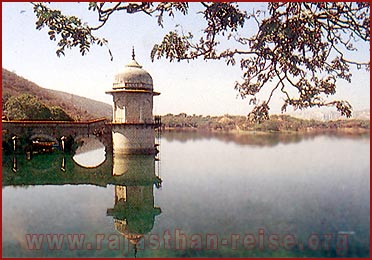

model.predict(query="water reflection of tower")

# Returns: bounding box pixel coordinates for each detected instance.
[107,155,161,256]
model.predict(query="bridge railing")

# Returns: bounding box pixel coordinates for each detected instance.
[2,118,108,125]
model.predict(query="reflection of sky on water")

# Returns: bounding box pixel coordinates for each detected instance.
[72,137,106,168]
[153,133,370,255]
[2,132,370,257]
[73,148,106,167]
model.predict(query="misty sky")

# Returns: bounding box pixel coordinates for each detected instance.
[2,2,370,116]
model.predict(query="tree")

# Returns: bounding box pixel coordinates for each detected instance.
[50,106,73,121]
[4,94,73,121]
[32,2,370,122]
[2,93,12,114]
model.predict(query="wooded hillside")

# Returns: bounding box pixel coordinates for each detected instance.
[2,68,112,121]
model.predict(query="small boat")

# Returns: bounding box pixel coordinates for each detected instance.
[32,140,56,153]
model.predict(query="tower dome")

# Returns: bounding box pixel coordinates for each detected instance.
[105,48,161,155]
[113,49,153,90]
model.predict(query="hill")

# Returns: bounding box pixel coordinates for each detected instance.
[2,68,112,121]
[289,108,370,121]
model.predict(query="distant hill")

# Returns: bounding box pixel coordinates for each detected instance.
[2,68,112,121]
[289,108,370,121]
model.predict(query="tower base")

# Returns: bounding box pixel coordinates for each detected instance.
[112,124,157,155]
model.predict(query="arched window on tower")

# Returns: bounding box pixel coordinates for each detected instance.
[115,105,126,123]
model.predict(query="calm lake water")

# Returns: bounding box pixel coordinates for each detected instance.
[2,131,370,257]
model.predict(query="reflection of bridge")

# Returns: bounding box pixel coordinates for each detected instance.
[2,118,112,150]
[2,152,161,187]
[2,151,162,257]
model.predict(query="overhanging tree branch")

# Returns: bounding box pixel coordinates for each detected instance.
[32,2,370,122]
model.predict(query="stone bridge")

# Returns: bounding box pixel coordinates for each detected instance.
[2,118,112,151]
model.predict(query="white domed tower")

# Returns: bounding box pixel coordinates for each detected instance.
[106,49,160,155]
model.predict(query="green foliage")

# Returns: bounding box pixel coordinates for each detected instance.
[161,113,370,133]
[50,106,73,121]
[33,2,108,58]
[4,94,51,120]
[2,93,11,113]
[3,94,73,121]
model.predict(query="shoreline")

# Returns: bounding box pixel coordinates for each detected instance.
[161,126,370,136]
[160,114,370,136]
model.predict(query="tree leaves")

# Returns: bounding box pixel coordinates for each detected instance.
[32,2,107,57]
[234,2,369,121]
[151,31,190,62]
[3,94,73,121]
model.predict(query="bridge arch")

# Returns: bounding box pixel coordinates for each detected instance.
[72,135,107,169]
[2,119,112,153]
[30,134,59,144]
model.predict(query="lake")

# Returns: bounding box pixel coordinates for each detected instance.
[2,131,370,257]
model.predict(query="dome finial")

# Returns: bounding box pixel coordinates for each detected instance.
[132,46,135,60]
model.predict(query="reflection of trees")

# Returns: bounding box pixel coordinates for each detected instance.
[2,151,162,257]
[162,131,306,147]
[162,131,370,147]
[2,153,161,188]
